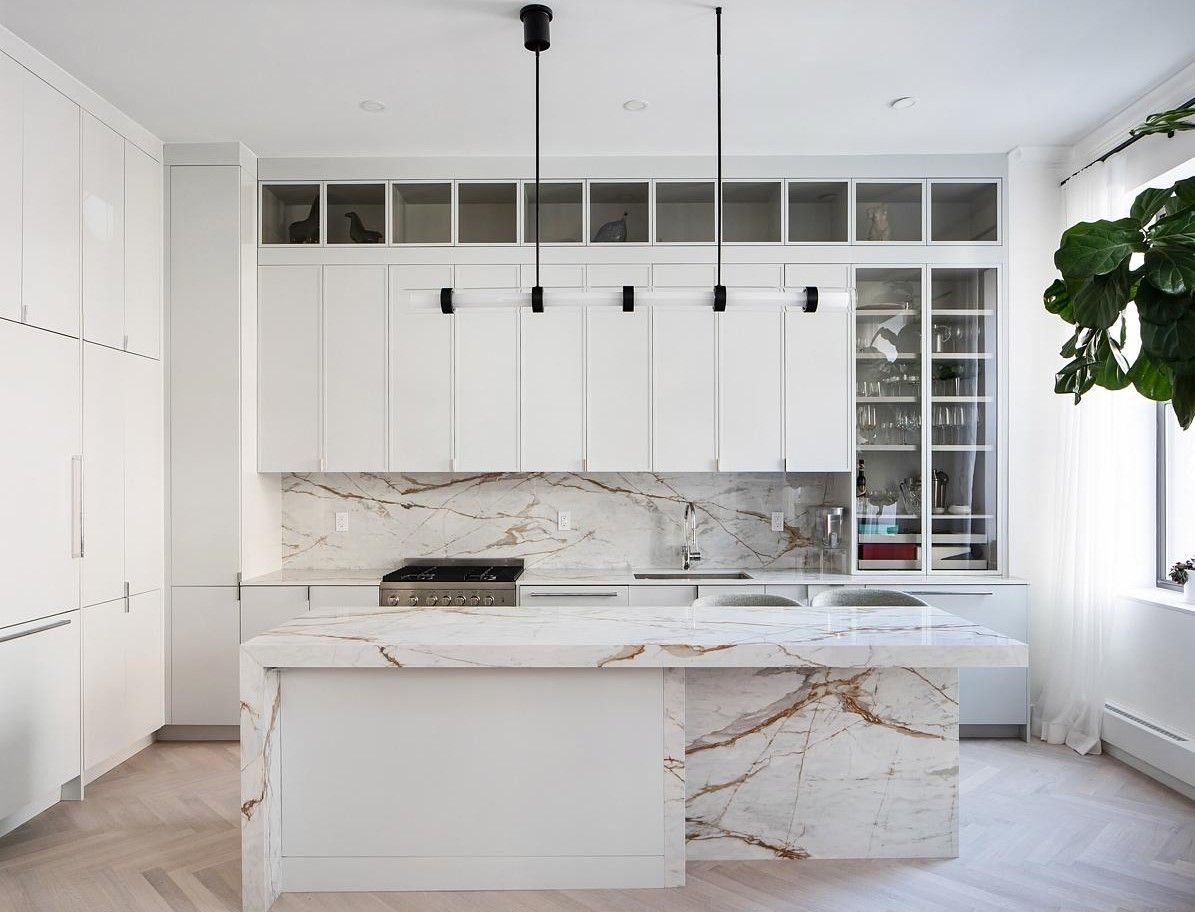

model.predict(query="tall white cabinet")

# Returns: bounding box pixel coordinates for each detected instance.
[0,44,165,832]
[167,145,279,729]
[586,307,652,471]
[455,308,520,471]
[653,307,717,471]
[521,307,585,471]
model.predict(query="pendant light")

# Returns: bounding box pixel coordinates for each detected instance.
[713,6,725,312]
[520,4,553,313]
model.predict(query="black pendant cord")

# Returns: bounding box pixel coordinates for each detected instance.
[535,48,541,291]
[716,6,722,288]
[713,7,726,312]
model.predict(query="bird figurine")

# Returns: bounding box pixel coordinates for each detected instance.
[345,211,384,244]
[594,211,628,243]
[288,196,320,243]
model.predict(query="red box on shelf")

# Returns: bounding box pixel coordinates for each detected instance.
[858,543,919,561]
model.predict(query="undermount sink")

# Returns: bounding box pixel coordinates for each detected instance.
[633,571,754,580]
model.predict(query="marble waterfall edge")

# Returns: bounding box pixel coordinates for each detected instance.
[280,472,849,570]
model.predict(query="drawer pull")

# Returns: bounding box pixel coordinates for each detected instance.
[0,617,71,645]
[526,591,621,598]
[903,590,994,597]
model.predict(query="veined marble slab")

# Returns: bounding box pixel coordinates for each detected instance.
[686,666,959,860]
[240,604,1028,671]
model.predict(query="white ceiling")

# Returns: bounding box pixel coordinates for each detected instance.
[2,0,1194,158]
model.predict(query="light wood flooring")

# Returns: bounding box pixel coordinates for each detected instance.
[1,739,1194,911]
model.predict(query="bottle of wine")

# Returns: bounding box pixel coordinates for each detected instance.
[856,458,867,499]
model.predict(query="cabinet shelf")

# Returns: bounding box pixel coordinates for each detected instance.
[932,395,993,403]
[856,352,918,361]
[857,396,918,404]
[931,352,993,360]
[858,444,918,452]
[932,444,993,452]
[856,308,920,318]
[933,309,995,317]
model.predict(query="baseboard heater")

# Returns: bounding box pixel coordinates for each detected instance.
[1103,701,1195,796]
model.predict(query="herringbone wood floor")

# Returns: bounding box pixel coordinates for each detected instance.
[1,739,1193,912]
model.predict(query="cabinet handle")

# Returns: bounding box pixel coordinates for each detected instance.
[903,590,994,597]
[0,617,71,645]
[124,581,131,613]
[526,591,621,598]
[71,455,84,559]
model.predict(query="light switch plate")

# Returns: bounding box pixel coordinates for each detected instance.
[557,511,571,532]
[335,512,349,532]
[771,512,785,532]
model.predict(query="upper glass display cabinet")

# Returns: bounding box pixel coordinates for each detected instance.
[327,183,386,244]
[392,182,452,244]
[788,181,848,243]
[655,181,715,243]
[722,181,781,243]
[524,182,583,244]
[589,182,649,243]
[261,183,321,245]
[855,182,923,243]
[458,182,518,244]
[931,181,999,242]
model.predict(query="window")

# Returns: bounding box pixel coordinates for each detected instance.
[1158,405,1195,588]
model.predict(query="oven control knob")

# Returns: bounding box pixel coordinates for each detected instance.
[408,596,419,606]
[387,593,400,606]
[454,595,466,606]
[469,595,481,605]
[427,595,438,606]
[483,595,495,606]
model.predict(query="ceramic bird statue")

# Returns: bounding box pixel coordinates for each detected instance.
[288,196,320,243]
[345,211,384,244]
[594,211,628,242]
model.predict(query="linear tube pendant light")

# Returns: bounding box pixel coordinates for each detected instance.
[713,6,725,312]
[521,4,552,313]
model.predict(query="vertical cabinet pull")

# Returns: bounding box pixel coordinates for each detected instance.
[70,455,84,558]
[124,581,131,613]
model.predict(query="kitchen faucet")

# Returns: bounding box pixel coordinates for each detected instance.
[682,502,703,570]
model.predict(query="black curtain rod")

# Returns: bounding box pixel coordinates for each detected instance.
[1060,95,1195,187]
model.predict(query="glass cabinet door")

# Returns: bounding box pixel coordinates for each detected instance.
[928,267,998,571]
[854,267,924,571]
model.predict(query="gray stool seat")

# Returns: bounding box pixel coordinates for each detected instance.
[691,593,800,608]
[809,587,927,608]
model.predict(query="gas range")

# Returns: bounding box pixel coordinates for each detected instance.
[379,558,524,608]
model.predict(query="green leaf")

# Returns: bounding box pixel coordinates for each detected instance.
[1174,373,1195,430]
[1060,325,1083,358]
[1055,355,1093,400]
[1044,277,1074,323]
[1141,306,1195,362]
[1144,248,1195,295]
[1131,187,1174,224]
[1070,263,1130,330]
[1054,218,1142,279]
[1093,332,1131,390]
[1150,208,1195,249]
[1136,282,1192,324]
[1129,353,1174,401]
[1174,177,1195,207]
[1131,106,1195,137]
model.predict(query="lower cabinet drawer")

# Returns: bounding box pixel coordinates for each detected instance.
[696,584,766,600]
[890,585,1029,727]
[763,584,808,604]
[240,586,310,641]
[630,585,697,607]
[519,585,630,606]
[0,612,81,820]
[309,585,381,610]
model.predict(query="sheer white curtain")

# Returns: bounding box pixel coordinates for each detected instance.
[1033,158,1156,754]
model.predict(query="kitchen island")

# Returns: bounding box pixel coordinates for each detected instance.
[241,603,1028,911]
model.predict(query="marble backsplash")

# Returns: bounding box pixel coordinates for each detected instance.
[281,472,851,570]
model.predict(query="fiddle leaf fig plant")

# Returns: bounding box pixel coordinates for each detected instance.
[1044,105,1195,429]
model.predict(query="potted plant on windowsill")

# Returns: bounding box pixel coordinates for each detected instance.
[1169,558,1195,603]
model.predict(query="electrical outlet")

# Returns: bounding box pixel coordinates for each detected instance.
[335,512,349,533]
[557,511,571,532]
[771,511,785,532]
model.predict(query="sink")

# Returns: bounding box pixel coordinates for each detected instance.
[633,571,753,580]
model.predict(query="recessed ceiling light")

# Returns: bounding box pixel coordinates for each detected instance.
[358,99,387,113]
[622,99,648,112]
[889,96,917,110]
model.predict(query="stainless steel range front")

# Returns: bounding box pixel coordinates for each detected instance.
[379,558,524,607]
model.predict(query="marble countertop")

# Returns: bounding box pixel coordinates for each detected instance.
[240,604,1029,671]
[242,566,1027,588]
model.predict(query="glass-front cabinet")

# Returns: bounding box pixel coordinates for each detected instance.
[853,266,999,573]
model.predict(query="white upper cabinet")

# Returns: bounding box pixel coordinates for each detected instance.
[21,71,79,338]
[390,302,454,472]
[718,309,784,471]
[652,307,716,471]
[586,307,651,472]
[81,112,125,350]
[0,54,20,323]
[323,265,387,471]
[123,143,161,358]
[258,265,321,472]
[455,308,519,471]
[124,353,163,596]
[81,343,125,608]
[0,321,80,629]
[520,308,584,471]
[784,307,853,471]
